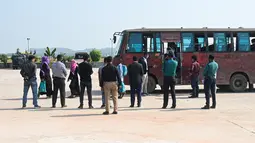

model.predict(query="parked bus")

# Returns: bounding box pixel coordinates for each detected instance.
[112,27,255,93]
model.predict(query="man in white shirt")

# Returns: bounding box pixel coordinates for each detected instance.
[139,53,149,96]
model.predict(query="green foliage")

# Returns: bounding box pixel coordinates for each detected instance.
[44,47,56,58]
[89,49,101,62]
[0,54,8,67]
[34,55,41,63]
[65,56,74,62]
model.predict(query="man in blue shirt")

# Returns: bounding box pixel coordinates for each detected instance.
[202,55,219,109]
[162,53,178,109]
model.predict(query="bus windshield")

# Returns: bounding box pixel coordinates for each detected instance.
[114,34,123,56]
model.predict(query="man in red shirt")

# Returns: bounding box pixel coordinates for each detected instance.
[189,55,200,98]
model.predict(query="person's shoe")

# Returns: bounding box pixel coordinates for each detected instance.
[210,105,216,109]
[22,105,26,109]
[142,93,148,96]
[78,105,83,109]
[188,96,198,98]
[67,95,75,98]
[34,105,41,109]
[112,111,118,114]
[162,106,167,109]
[129,105,134,108]
[118,95,123,99]
[61,105,67,108]
[171,105,176,109]
[51,105,56,108]
[137,104,141,107]
[201,105,210,109]
[103,111,109,115]
[101,105,106,108]
[89,106,94,109]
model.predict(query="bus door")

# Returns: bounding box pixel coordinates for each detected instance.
[161,32,182,84]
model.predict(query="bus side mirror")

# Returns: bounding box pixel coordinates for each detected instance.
[113,36,117,44]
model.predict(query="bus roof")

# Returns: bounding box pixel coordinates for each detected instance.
[124,27,255,32]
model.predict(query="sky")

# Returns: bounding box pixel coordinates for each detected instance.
[0,0,254,53]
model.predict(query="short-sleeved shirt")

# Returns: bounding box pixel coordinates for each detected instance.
[162,59,178,77]
[203,61,219,79]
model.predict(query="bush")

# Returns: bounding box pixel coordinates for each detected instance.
[0,54,8,67]
[89,49,101,62]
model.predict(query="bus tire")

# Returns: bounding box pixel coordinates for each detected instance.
[230,74,248,92]
[148,75,156,93]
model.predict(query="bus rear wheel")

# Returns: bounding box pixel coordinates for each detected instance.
[230,74,248,92]
[147,75,156,93]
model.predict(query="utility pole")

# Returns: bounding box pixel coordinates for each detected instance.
[110,38,113,56]
[27,38,30,53]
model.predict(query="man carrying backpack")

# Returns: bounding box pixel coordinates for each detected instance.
[20,55,41,109]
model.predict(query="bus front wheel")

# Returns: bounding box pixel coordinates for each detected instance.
[230,74,248,92]
[147,76,156,93]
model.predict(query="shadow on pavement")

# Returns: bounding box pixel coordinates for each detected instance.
[160,107,201,112]
[0,107,35,111]
[51,113,103,118]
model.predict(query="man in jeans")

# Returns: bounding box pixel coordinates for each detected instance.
[98,57,107,108]
[189,55,200,98]
[202,55,219,109]
[78,53,93,109]
[162,53,178,109]
[20,55,41,108]
[100,56,121,115]
[52,55,68,108]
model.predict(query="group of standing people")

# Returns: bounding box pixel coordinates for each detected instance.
[162,51,218,109]
[19,51,218,112]
[20,54,93,109]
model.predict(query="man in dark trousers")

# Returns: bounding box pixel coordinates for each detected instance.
[52,55,68,108]
[78,53,93,109]
[189,55,200,98]
[139,52,149,96]
[128,56,144,107]
[100,56,122,115]
[20,55,41,108]
[202,55,219,109]
[162,53,178,109]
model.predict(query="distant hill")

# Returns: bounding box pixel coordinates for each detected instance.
[28,47,118,57]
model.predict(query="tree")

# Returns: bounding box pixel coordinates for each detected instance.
[0,54,8,68]
[44,47,56,59]
[89,49,101,62]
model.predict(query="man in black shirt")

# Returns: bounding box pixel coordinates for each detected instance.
[128,56,144,107]
[100,56,121,115]
[20,55,41,109]
[78,53,93,109]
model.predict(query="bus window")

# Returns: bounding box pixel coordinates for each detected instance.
[225,33,232,52]
[207,36,214,52]
[146,37,154,52]
[250,35,255,51]
[214,33,227,52]
[155,33,161,52]
[237,33,250,52]
[194,32,206,52]
[127,33,143,52]
[182,33,194,52]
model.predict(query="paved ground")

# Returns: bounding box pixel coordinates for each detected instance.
[0,68,255,143]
